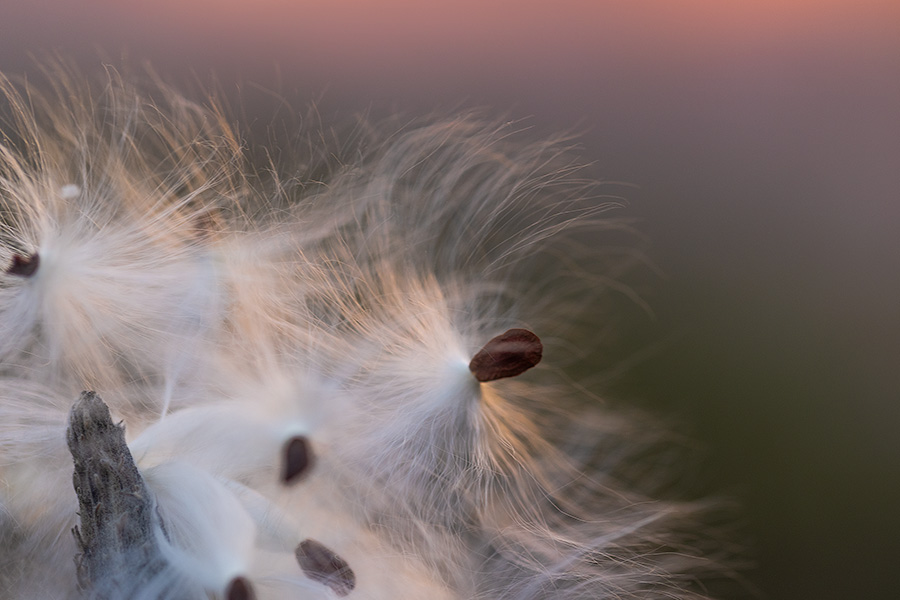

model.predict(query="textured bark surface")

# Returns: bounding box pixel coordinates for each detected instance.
[67,391,168,598]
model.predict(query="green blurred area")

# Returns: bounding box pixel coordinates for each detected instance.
[597,119,900,598]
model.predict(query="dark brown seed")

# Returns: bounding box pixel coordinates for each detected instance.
[6,252,39,278]
[281,436,313,485]
[295,539,356,597]
[225,576,255,600]
[468,328,543,382]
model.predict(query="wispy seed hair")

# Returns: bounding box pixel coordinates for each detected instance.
[0,63,736,600]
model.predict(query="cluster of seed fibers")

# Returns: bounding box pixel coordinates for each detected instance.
[0,69,726,600]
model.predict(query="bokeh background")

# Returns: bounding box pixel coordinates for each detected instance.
[1,1,898,598]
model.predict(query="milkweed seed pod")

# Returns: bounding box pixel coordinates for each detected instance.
[0,64,734,599]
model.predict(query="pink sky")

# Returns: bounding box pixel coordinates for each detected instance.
[3,1,897,85]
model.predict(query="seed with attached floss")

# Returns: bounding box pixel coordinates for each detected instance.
[281,436,313,485]
[5,252,40,278]
[468,328,542,382]
[225,576,255,600]
[295,539,356,597]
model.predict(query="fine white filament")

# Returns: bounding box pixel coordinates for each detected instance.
[0,65,730,600]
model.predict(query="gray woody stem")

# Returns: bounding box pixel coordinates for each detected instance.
[67,391,168,598]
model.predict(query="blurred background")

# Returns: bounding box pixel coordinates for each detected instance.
[1,1,898,598]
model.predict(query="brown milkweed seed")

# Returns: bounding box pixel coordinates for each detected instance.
[225,576,255,600]
[295,538,356,597]
[468,328,542,382]
[281,436,313,485]
[6,253,39,277]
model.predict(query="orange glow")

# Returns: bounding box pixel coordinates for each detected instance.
[8,1,898,73]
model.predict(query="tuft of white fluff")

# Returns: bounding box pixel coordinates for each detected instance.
[0,63,735,600]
